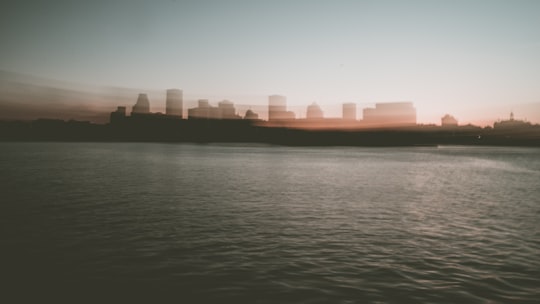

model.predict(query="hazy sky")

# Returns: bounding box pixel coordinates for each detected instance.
[1,0,540,124]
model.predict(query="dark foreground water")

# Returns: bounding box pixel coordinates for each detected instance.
[1,143,539,302]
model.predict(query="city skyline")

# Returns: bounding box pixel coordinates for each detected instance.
[109,88,534,131]
[1,69,539,127]
[3,92,537,146]
[1,1,539,125]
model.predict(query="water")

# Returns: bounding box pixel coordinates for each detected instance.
[1,143,539,302]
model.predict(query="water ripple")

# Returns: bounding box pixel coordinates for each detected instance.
[1,143,540,302]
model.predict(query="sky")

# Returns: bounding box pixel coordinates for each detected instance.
[1,0,540,124]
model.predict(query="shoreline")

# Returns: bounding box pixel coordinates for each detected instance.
[1,119,539,147]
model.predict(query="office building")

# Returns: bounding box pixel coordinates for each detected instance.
[166,89,183,118]
[188,99,240,119]
[362,102,416,126]
[268,95,287,120]
[218,100,237,119]
[342,103,356,120]
[132,93,150,114]
[268,95,296,121]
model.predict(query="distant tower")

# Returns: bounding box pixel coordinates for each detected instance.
[166,89,183,118]
[132,93,150,114]
[306,103,323,119]
[342,103,356,120]
[268,95,287,120]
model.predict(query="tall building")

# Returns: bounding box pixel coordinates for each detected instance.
[218,100,236,119]
[132,93,150,114]
[268,95,287,120]
[342,103,356,120]
[362,102,416,126]
[268,95,296,121]
[166,89,183,118]
[306,103,323,119]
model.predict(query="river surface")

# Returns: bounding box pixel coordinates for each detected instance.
[1,143,539,302]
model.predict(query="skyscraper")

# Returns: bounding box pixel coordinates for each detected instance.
[132,93,150,114]
[268,95,287,121]
[166,89,183,118]
[342,103,356,120]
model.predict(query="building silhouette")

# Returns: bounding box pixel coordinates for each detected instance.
[244,109,259,120]
[306,103,323,119]
[268,95,286,120]
[188,99,241,119]
[343,103,356,120]
[362,102,416,127]
[494,112,531,129]
[268,95,295,120]
[441,114,458,127]
[218,100,239,119]
[188,99,216,119]
[166,89,183,118]
[110,106,126,124]
[132,93,150,114]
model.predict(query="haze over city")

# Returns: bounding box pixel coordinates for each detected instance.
[1,0,540,126]
[2,2,540,302]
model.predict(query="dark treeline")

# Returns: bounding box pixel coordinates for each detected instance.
[1,118,540,147]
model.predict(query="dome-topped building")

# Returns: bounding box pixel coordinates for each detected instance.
[244,109,259,120]
[306,103,323,120]
[441,114,458,127]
